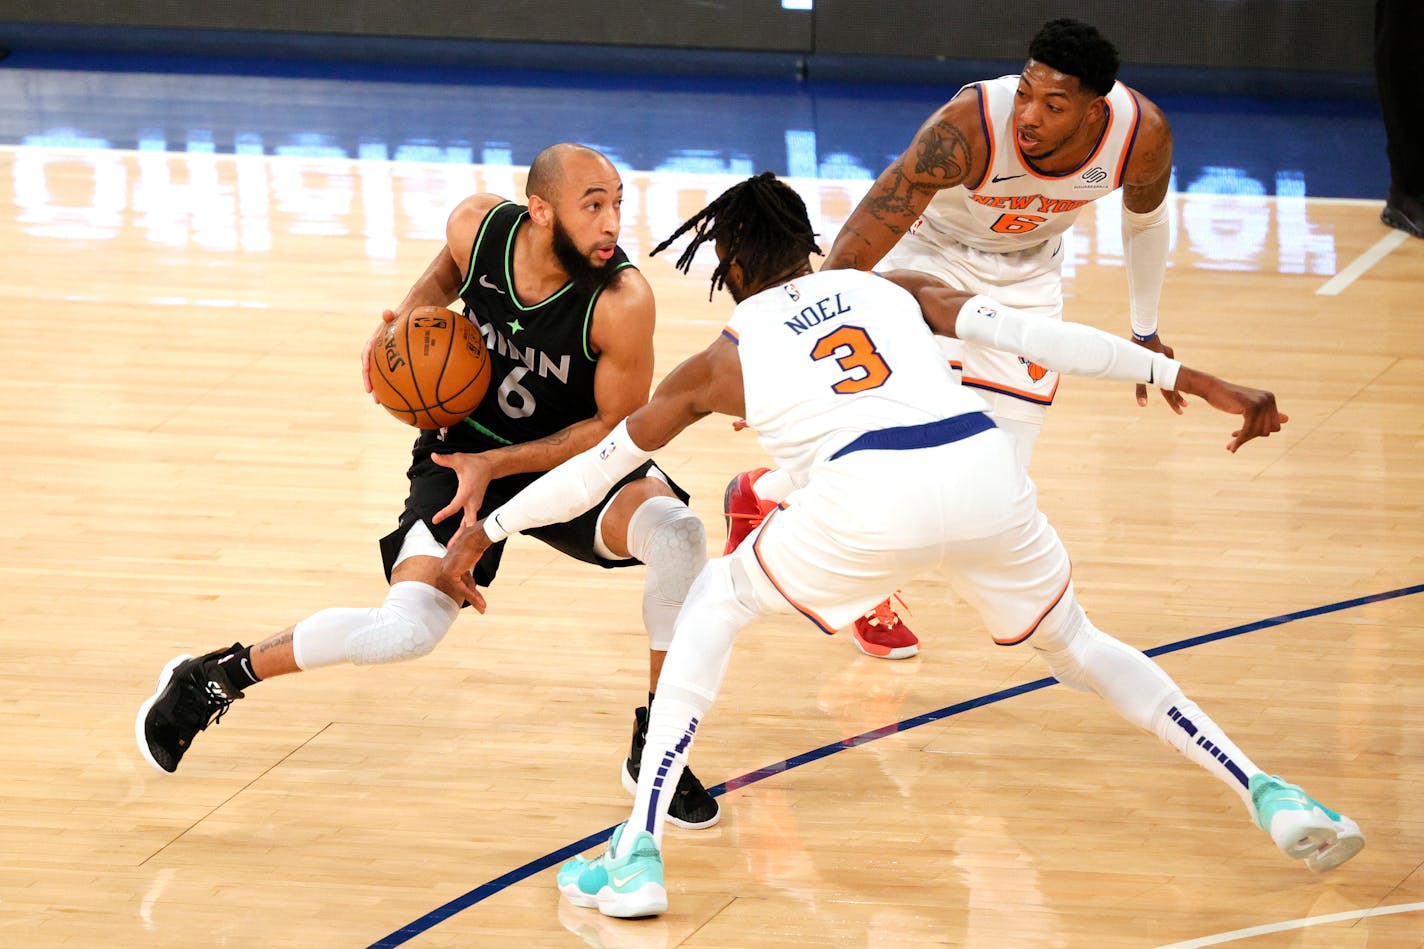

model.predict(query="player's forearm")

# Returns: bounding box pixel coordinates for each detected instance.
[471,414,623,481]
[952,295,1181,389]
[482,420,651,542]
[1121,200,1170,339]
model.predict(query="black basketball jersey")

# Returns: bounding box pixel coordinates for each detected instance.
[446,200,634,450]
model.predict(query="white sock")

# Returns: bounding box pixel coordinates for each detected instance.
[614,556,761,856]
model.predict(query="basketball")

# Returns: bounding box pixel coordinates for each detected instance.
[369,306,492,429]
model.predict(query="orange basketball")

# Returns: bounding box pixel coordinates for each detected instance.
[369,306,492,429]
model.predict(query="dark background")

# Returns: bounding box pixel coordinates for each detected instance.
[0,1,1373,75]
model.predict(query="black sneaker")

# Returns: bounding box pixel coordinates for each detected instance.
[621,705,720,829]
[135,645,247,774]
[1382,188,1424,239]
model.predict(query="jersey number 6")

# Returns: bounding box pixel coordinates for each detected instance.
[810,325,891,394]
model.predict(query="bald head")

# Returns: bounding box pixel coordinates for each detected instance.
[526,143,614,203]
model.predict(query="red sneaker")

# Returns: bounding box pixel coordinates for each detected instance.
[723,467,777,555]
[852,599,920,659]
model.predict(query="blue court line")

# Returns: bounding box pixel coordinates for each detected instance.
[368,582,1424,948]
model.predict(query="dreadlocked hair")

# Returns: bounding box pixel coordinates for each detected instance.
[650,171,822,299]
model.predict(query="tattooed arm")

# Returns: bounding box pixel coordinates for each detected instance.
[823,89,986,271]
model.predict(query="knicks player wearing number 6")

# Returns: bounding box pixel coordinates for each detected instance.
[728,19,1181,658]
[438,173,1361,918]
[135,144,721,830]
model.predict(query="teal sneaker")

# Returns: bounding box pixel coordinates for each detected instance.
[1250,773,1365,872]
[557,823,668,918]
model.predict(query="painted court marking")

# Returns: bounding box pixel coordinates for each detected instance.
[1316,229,1408,295]
[368,582,1424,948]
[1152,901,1424,948]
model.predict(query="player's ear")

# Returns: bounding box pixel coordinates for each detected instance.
[527,193,553,226]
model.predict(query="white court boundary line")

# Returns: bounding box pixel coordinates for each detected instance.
[1316,229,1409,295]
[1153,901,1424,948]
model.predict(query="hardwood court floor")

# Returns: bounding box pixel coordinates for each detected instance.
[0,147,1421,948]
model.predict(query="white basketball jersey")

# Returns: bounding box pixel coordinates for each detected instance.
[910,75,1143,254]
[725,269,988,478]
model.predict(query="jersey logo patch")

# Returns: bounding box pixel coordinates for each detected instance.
[1081,166,1108,184]
[991,173,1026,183]
[784,281,801,302]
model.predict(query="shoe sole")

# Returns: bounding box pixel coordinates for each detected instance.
[1306,829,1365,872]
[134,654,191,775]
[560,879,668,918]
[1268,807,1366,872]
[621,761,720,830]
[852,631,919,660]
[1382,206,1424,239]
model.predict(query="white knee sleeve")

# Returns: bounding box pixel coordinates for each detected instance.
[1032,600,1176,733]
[653,555,760,711]
[625,495,707,651]
[292,581,459,669]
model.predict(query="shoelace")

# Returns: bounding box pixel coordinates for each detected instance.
[203,681,235,727]
[725,508,769,530]
[869,592,912,628]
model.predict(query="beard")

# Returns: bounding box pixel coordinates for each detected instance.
[551,216,616,295]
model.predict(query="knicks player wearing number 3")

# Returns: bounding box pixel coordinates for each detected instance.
[438,173,1362,919]
[135,144,721,830]
[727,18,1179,659]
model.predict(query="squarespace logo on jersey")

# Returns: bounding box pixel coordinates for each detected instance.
[1074,166,1110,189]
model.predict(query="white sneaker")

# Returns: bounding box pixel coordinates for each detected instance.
[1250,773,1365,872]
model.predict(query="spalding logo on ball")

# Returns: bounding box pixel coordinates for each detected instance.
[370,306,492,429]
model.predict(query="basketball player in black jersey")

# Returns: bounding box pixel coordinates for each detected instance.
[136,144,720,830]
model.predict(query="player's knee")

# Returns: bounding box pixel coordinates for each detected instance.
[346,581,459,665]
[628,497,708,650]
[1030,599,1097,692]
[639,501,708,602]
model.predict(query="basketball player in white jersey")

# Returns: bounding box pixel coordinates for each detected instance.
[436,173,1362,918]
[727,18,1179,659]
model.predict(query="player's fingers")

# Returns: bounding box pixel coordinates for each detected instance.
[1135,383,1148,407]
[431,499,459,525]
[1163,388,1186,415]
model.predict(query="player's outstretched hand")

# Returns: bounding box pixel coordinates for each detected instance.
[430,452,492,527]
[1175,367,1289,452]
[1132,334,1187,413]
[440,522,490,611]
[361,309,400,397]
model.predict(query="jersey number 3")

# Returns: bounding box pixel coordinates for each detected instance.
[810,325,891,394]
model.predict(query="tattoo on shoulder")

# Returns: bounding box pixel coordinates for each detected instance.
[914,120,972,185]
[863,121,972,232]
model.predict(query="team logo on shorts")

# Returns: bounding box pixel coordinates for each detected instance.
[1018,356,1048,382]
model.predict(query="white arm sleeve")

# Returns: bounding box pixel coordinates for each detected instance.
[1121,199,1170,338]
[482,419,654,543]
[954,295,1181,391]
